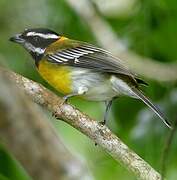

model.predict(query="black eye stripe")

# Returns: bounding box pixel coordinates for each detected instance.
[21,29,60,53]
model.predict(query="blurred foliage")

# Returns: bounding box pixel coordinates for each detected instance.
[0,0,177,179]
[0,145,30,180]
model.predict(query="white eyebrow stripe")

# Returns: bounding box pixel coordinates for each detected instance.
[26,32,59,39]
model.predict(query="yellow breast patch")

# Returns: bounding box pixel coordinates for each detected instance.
[38,60,72,94]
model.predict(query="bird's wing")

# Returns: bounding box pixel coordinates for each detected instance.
[46,40,135,76]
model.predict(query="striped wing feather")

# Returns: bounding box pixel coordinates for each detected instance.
[46,41,136,77]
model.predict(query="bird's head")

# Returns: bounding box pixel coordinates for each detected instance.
[9,28,60,61]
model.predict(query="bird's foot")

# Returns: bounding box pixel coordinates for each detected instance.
[99,120,106,126]
[52,111,60,119]
[52,95,73,119]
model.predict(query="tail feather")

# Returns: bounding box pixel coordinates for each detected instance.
[132,87,172,129]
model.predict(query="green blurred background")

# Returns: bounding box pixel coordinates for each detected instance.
[0,0,177,179]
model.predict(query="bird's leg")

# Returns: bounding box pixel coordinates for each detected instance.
[63,87,88,104]
[53,87,88,118]
[63,93,78,103]
[99,99,113,126]
[63,86,88,103]
[95,99,113,146]
[52,93,78,118]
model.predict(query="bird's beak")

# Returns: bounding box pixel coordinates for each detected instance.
[9,33,24,44]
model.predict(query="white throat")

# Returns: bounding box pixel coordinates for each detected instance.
[24,42,45,54]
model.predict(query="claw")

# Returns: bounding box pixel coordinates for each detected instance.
[52,96,69,119]
[99,120,106,126]
[52,111,60,119]
[52,112,55,117]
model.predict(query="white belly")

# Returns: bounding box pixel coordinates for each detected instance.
[71,68,118,101]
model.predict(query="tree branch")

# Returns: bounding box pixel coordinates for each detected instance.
[0,69,92,180]
[66,0,177,82]
[0,67,162,179]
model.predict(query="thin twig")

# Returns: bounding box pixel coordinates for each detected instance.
[0,67,162,180]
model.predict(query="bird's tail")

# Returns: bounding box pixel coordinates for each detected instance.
[131,87,172,129]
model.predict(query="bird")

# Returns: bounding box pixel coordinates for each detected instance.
[9,28,172,129]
